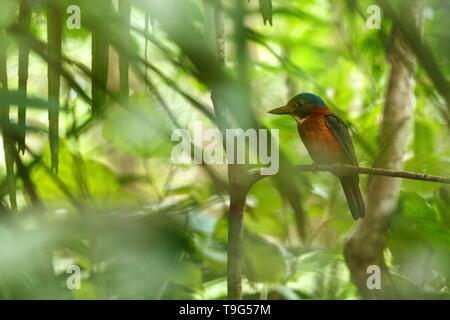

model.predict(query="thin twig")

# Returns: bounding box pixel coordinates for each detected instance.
[248,164,450,187]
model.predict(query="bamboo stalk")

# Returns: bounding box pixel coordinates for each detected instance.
[144,12,149,92]
[0,30,17,211]
[47,1,63,173]
[118,0,131,100]
[9,26,92,105]
[91,0,110,117]
[17,0,31,154]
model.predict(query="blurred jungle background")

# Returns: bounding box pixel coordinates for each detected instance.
[0,0,449,299]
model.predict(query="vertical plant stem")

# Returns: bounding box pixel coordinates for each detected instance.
[18,0,31,154]
[227,189,246,299]
[204,0,249,299]
[226,0,253,300]
[118,0,131,100]
[0,30,17,211]
[92,0,111,117]
[47,1,63,173]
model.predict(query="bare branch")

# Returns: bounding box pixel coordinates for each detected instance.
[248,164,450,187]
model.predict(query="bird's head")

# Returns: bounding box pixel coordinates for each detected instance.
[268,92,327,118]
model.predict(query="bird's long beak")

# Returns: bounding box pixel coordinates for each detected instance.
[267,105,295,115]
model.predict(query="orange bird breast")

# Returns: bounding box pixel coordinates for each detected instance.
[297,111,344,164]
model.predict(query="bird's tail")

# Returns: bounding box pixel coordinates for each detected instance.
[340,176,365,220]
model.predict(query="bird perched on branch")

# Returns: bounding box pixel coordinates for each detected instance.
[268,92,365,219]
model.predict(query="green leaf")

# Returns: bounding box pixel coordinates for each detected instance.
[102,101,172,158]
[0,90,60,111]
[243,230,288,283]
[32,143,123,206]
[258,0,273,26]
[171,262,202,289]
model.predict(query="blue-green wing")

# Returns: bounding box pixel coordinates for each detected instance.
[325,114,358,166]
[326,114,365,219]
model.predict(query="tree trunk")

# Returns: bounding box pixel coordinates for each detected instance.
[344,0,423,299]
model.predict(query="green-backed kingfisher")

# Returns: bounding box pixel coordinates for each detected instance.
[269,92,365,219]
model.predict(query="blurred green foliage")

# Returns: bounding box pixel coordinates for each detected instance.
[0,0,448,299]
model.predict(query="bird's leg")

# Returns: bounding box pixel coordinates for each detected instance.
[329,161,345,175]
[311,162,319,174]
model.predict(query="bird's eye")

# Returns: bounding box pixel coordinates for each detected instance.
[296,101,303,108]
